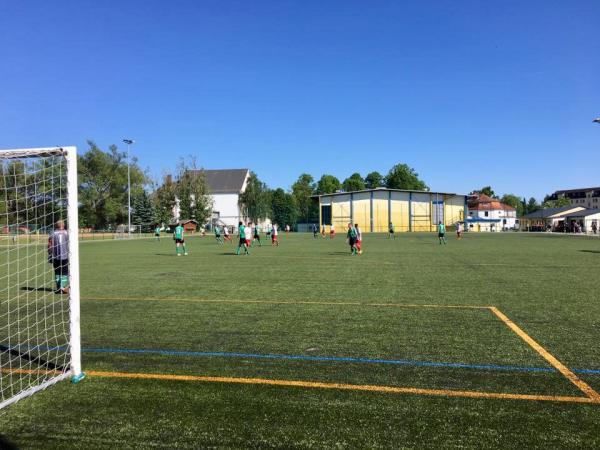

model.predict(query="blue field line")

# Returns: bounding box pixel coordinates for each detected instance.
[80,346,600,376]
[5,344,600,375]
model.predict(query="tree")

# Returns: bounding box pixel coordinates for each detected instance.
[239,172,271,223]
[78,141,147,229]
[270,188,299,228]
[470,186,496,197]
[500,194,524,217]
[131,190,156,227]
[292,173,318,222]
[316,175,341,195]
[342,173,365,192]
[542,195,571,209]
[527,197,540,214]
[174,160,212,227]
[384,164,428,190]
[364,171,384,189]
[153,159,213,228]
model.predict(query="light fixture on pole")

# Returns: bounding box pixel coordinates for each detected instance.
[123,139,135,238]
[593,118,600,124]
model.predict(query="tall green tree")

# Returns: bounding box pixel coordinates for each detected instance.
[131,190,157,226]
[542,195,571,209]
[500,194,525,217]
[239,172,271,223]
[384,164,428,190]
[316,175,341,195]
[291,173,318,222]
[471,186,496,197]
[364,171,384,189]
[152,177,177,225]
[78,141,147,229]
[270,188,299,228]
[174,160,213,227]
[527,197,540,214]
[342,173,365,192]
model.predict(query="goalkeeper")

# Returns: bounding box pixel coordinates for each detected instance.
[173,222,188,255]
[48,220,69,294]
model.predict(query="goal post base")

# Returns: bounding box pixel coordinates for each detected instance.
[71,372,86,384]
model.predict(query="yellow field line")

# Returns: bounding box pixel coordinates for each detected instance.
[82,296,490,309]
[84,370,598,404]
[489,307,600,402]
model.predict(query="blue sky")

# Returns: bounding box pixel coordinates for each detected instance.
[1,0,599,200]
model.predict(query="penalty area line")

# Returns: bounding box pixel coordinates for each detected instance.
[82,296,491,309]
[85,370,599,405]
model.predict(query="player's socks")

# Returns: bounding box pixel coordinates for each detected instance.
[60,275,68,289]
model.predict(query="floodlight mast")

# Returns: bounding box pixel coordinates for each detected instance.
[123,139,135,237]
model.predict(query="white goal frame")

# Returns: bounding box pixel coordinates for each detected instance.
[0,146,83,411]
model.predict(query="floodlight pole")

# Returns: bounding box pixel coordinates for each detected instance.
[123,139,135,237]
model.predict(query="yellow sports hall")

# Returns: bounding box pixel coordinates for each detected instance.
[315,188,467,233]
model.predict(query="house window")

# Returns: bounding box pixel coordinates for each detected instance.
[484,211,489,217]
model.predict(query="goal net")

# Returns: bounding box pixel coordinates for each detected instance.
[0,147,83,412]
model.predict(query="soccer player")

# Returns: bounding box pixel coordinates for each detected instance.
[271,223,279,246]
[355,223,363,254]
[214,225,224,244]
[173,222,188,255]
[313,223,318,238]
[236,221,250,255]
[252,223,262,247]
[389,222,395,239]
[245,222,253,248]
[48,220,69,294]
[346,223,357,255]
[438,221,447,245]
[154,225,161,241]
[223,225,232,242]
[321,225,326,238]
[330,223,336,239]
[456,221,463,240]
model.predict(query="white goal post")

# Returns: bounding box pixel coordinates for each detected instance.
[0,146,83,412]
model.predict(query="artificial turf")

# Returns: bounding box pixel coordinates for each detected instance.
[1,232,599,449]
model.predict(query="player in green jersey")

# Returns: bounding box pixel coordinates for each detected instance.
[389,222,395,239]
[252,224,262,247]
[214,225,224,244]
[154,225,161,241]
[437,221,447,245]
[173,222,188,255]
[347,223,358,255]
[236,221,250,255]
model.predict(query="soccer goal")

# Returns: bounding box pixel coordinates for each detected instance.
[0,147,83,412]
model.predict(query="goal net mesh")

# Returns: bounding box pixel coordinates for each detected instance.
[0,149,74,411]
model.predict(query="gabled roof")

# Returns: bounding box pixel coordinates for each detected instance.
[555,187,600,194]
[189,169,249,194]
[521,206,586,220]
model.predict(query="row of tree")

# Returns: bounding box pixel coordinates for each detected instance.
[75,142,570,230]
[470,186,571,217]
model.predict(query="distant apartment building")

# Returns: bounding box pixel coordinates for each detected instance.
[549,187,600,209]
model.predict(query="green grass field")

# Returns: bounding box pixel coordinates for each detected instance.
[1,232,600,449]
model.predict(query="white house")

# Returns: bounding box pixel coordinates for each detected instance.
[467,194,518,232]
[171,168,271,231]
[520,206,587,232]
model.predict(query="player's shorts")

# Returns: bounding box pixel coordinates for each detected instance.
[438,233,445,238]
[272,235,278,242]
[389,229,394,234]
[175,238,185,244]
[52,258,69,276]
[215,234,221,238]
[155,233,160,237]
[254,234,260,239]
[330,230,335,235]
[239,237,246,246]
[349,237,356,246]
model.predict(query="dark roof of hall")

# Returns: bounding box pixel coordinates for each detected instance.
[188,169,249,194]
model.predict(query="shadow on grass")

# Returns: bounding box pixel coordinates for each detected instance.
[0,435,19,450]
[579,250,600,254]
[0,345,66,371]
[20,286,54,292]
